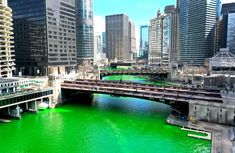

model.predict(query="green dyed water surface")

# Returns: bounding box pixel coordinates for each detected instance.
[0,75,211,153]
[103,75,175,86]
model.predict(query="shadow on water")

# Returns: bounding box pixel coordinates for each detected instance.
[62,88,173,120]
[62,89,94,107]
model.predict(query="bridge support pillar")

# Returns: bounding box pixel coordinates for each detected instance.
[7,105,22,119]
[48,75,62,106]
[25,102,29,110]
[34,101,38,112]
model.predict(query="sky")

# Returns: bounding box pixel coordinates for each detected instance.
[94,0,176,31]
[93,0,235,47]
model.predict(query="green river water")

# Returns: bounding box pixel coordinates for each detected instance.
[0,75,211,153]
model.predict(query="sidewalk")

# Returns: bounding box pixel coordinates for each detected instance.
[167,116,233,153]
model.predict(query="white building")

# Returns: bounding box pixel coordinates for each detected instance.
[148,10,162,65]
[162,14,171,64]
[0,0,15,77]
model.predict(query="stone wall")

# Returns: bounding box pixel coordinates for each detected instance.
[189,102,235,126]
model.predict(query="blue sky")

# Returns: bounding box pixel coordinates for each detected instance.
[93,0,234,48]
[94,0,176,27]
[94,0,234,31]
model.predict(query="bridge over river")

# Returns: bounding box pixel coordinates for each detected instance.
[61,79,235,126]
[61,79,223,104]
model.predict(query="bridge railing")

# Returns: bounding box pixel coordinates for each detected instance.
[61,80,223,103]
[64,79,222,97]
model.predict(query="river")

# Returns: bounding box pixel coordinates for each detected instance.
[0,75,210,153]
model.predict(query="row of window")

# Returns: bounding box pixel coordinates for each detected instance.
[0,80,28,88]
[0,90,52,107]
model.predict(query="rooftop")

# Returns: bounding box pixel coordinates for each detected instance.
[0,78,19,84]
[210,48,235,68]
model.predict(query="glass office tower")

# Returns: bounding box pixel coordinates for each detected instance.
[139,25,149,59]
[9,0,47,75]
[177,0,219,66]
[9,0,77,76]
[75,0,94,65]
[220,3,235,54]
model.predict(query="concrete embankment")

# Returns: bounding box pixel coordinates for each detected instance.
[167,116,234,153]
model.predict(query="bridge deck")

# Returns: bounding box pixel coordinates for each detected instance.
[72,79,221,96]
[61,80,223,103]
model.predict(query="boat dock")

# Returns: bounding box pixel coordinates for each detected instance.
[181,127,211,140]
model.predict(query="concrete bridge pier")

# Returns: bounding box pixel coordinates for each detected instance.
[27,101,38,113]
[7,105,23,119]
[48,75,62,106]
[18,101,38,113]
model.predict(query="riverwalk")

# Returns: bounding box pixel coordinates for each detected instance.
[167,116,234,153]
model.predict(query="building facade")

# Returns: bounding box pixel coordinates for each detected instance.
[94,32,102,64]
[139,25,149,60]
[46,0,77,74]
[149,10,162,65]
[162,14,171,64]
[9,0,77,76]
[75,0,94,65]
[169,8,178,63]
[0,0,15,78]
[102,32,106,54]
[219,3,235,54]
[177,0,219,66]
[106,14,135,62]
[129,21,137,60]
[149,7,177,65]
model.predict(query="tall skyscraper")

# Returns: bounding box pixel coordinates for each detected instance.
[169,8,178,63]
[102,32,106,54]
[177,0,219,66]
[9,0,77,76]
[162,14,171,64]
[149,6,177,65]
[129,22,137,60]
[149,10,163,65]
[139,25,149,59]
[106,14,136,62]
[75,0,94,65]
[94,32,102,64]
[0,0,15,78]
[219,3,235,54]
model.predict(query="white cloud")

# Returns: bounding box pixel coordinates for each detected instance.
[94,16,105,34]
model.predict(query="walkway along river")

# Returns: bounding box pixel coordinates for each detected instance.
[0,75,211,153]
